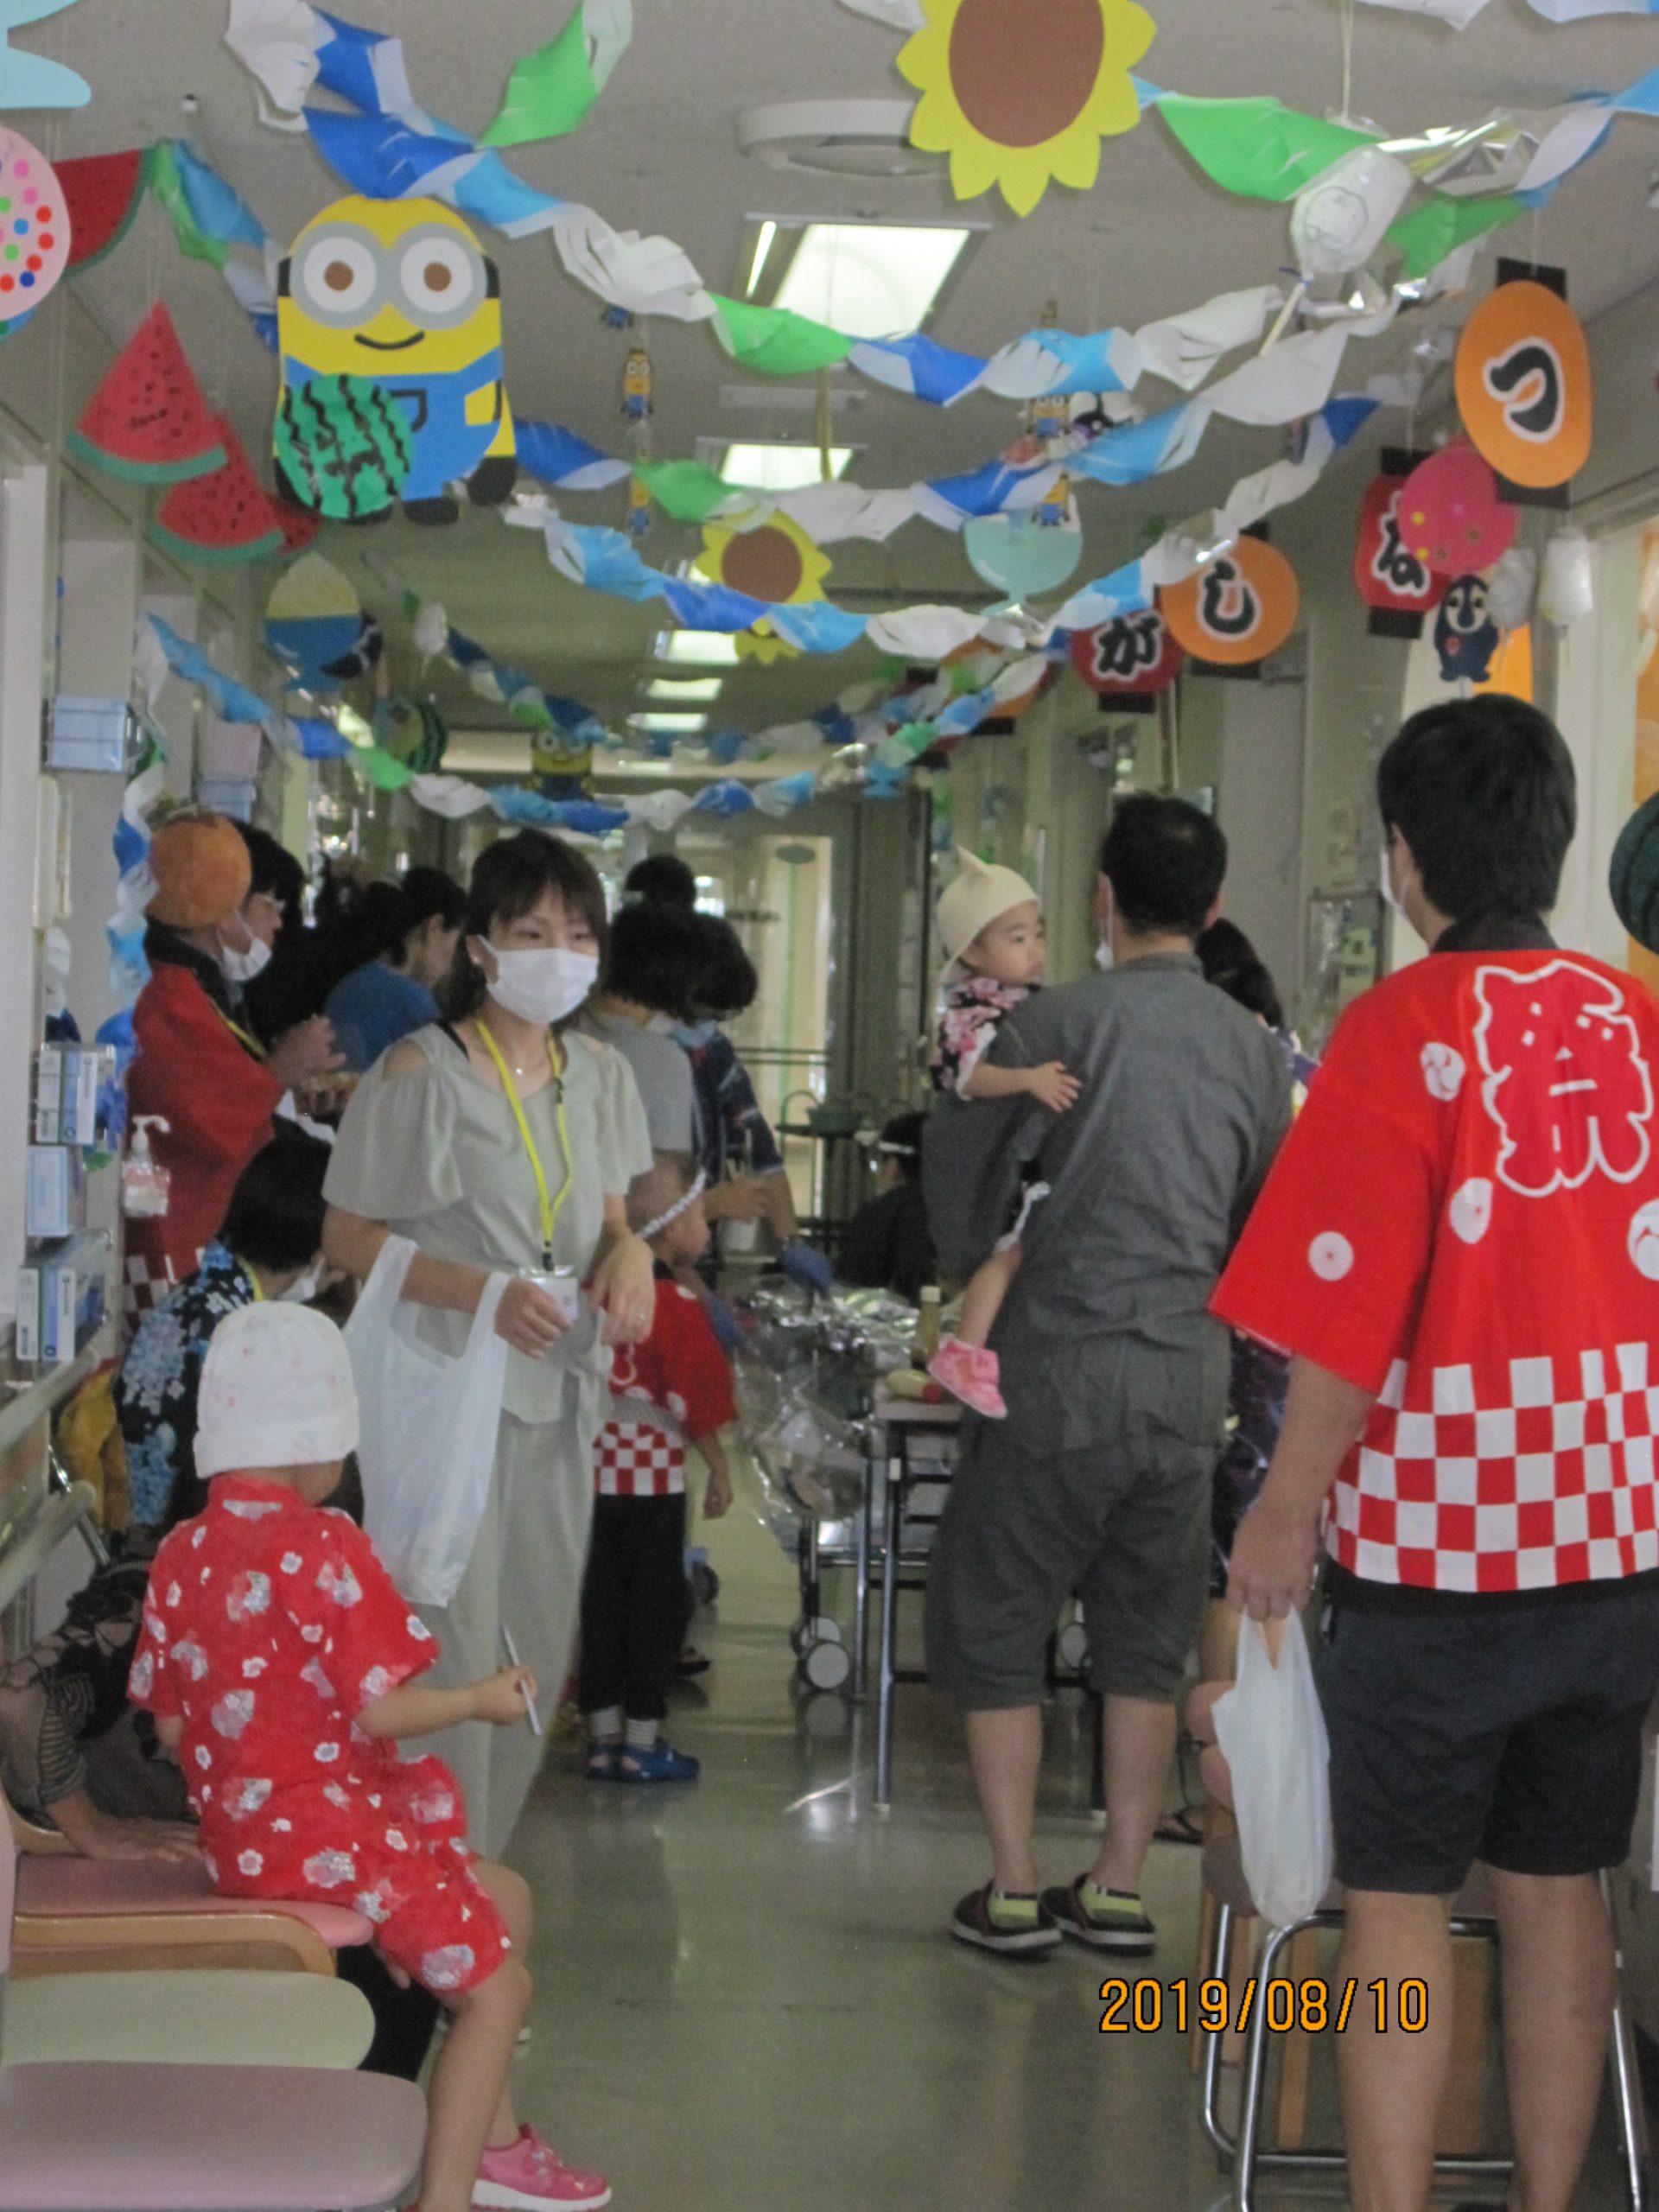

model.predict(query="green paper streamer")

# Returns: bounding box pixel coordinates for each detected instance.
[146,142,228,270]
[1385,192,1523,279]
[1158,96,1379,202]
[350,744,414,791]
[633,458,741,524]
[479,8,601,149]
[709,296,852,378]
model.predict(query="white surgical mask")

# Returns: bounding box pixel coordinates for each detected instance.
[1380,843,1409,919]
[219,933,273,985]
[483,944,598,1027]
[278,1269,321,1305]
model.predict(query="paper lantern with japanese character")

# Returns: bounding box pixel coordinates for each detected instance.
[1160,538,1300,671]
[1352,457,1437,639]
[1455,276,1591,497]
[1069,607,1184,712]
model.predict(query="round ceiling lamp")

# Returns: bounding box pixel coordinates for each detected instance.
[735,100,938,179]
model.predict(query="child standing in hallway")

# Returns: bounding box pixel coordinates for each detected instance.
[582,1160,735,1783]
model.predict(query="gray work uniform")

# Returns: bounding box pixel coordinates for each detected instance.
[922,953,1291,1707]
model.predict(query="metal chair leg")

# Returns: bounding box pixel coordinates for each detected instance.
[1604,1870,1651,2212]
[1233,1919,1306,2212]
[1201,1900,1237,2161]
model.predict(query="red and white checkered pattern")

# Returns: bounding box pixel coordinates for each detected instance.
[123,1250,181,1320]
[595,1420,685,1498]
[1332,1344,1659,1593]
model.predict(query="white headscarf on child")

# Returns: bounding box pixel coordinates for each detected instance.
[195,1304,359,1478]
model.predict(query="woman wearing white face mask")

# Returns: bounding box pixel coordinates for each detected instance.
[323,831,656,1854]
[126,813,343,1317]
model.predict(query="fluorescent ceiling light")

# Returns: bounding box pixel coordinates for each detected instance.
[629,711,709,734]
[646,677,723,702]
[656,630,741,666]
[720,441,852,492]
[772,223,969,340]
[746,219,777,299]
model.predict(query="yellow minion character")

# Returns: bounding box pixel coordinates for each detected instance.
[277,194,517,524]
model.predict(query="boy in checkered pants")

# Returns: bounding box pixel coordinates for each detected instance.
[580,1160,734,1783]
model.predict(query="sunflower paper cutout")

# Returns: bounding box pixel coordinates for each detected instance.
[898,0,1155,217]
[734,621,804,667]
[697,512,831,610]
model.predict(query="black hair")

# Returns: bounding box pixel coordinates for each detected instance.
[691,914,758,1019]
[1376,696,1576,924]
[382,867,465,969]
[237,825,306,929]
[624,854,698,909]
[219,1124,331,1270]
[1197,919,1286,1030]
[880,1109,927,1185]
[441,832,609,1020]
[603,898,703,1019]
[1100,794,1228,940]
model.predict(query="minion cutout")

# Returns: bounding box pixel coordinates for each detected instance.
[276,195,518,525]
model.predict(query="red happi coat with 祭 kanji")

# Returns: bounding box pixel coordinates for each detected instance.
[1214,949,1659,1595]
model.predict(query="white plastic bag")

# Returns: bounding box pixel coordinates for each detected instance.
[1211,1614,1332,1926]
[343,1235,511,1608]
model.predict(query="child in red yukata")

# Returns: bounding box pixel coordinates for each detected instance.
[579,1160,734,1783]
[130,1303,610,2212]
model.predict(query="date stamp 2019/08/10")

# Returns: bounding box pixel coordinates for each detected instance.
[1100,1979,1428,2037]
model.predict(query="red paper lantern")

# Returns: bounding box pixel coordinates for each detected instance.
[1069,607,1184,712]
[1352,453,1437,639]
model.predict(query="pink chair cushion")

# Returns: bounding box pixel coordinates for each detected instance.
[16,1858,372,1948]
[0,2062,423,2210]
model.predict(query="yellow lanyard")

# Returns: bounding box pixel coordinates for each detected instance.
[474,1020,575,1270]
[239,1262,264,1303]
[215,1007,268,1060]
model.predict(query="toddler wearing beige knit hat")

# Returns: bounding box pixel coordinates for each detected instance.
[925,851,1081,1418]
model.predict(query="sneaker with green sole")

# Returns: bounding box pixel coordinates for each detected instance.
[949,1881,1062,1958]
[1041,1878,1156,1955]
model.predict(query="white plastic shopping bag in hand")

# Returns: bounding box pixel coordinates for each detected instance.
[1210,1613,1332,1925]
[343,1235,511,1608]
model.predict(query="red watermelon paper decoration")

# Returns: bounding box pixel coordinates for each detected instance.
[58,147,147,274]
[1352,451,1437,639]
[67,302,226,486]
[1398,442,1517,577]
[149,418,284,566]
[271,497,321,558]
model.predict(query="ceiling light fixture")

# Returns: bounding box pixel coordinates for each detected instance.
[745,219,777,299]
[773,221,969,340]
[655,630,741,667]
[629,711,709,734]
[719,442,853,493]
[645,677,723,702]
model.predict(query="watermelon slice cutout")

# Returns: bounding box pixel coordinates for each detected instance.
[271,496,321,558]
[149,417,284,566]
[59,148,147,274]
[67,302,225,486]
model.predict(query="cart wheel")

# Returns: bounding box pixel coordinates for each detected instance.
[803,1637,852,1693]
[789,1618,810,1656]
[811,1616,844,1647]
[802,1688,850,1740]
[691,1561,720,1607]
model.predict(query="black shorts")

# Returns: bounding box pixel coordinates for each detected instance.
[1319,1573,1659,1895]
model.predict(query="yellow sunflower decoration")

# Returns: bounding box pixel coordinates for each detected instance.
[697,512,830,662]
[734,621,803,667]
[898,0,1155,217]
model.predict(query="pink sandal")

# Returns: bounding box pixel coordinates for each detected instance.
[928,1338,1007,1419]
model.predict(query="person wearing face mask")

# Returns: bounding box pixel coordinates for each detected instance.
[323,831,657,1855]
[126,812,343,1314]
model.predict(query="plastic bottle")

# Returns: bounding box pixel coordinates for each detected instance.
[913,1285,943,1367]
[121,1116,171,1218]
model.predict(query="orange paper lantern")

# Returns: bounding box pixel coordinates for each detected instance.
[1455,277,1591,495]
[1160,537,1300,669]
